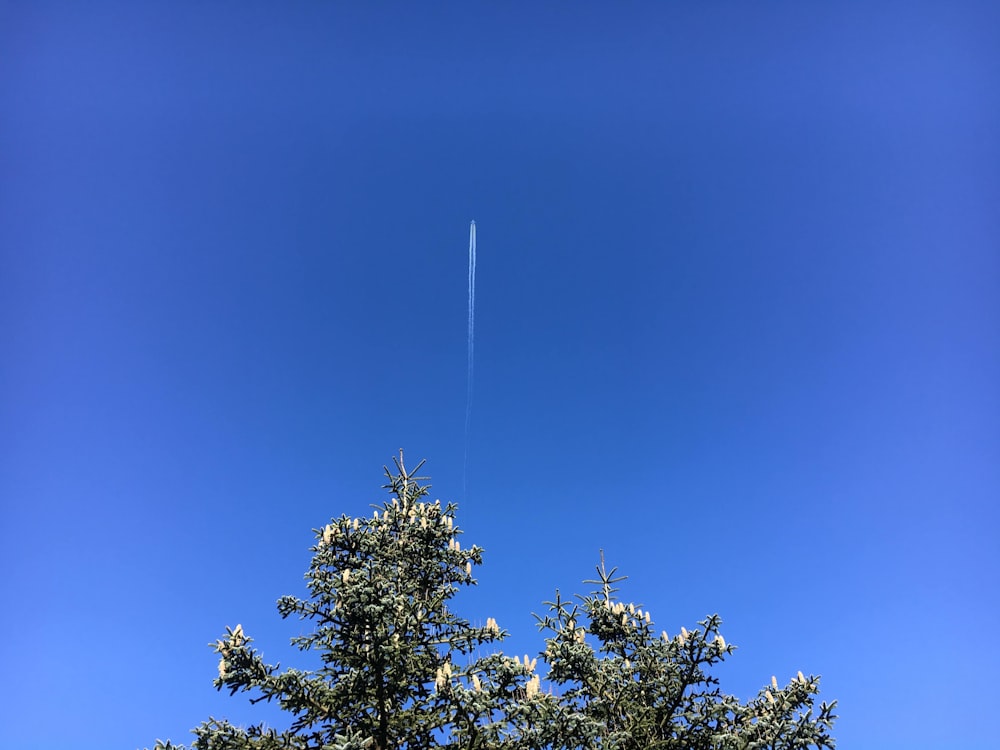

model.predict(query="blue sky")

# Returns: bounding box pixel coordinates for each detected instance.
[1,3,997,749]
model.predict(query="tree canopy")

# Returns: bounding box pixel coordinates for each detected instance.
[149,453,836,750]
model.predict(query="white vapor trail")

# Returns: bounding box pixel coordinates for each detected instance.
[464,220,476,495]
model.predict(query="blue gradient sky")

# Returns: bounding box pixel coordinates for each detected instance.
[2,3,997,749]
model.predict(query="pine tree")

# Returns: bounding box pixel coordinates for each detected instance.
[529,557,837,749]
[148,453,836,750]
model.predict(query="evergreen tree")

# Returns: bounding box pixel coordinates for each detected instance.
[149,453,836,750]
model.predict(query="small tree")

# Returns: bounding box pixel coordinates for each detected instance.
[149,453,836,750]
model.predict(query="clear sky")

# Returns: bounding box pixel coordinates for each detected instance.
[1,3,997,749]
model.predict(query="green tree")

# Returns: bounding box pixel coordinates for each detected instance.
[149,453,836,750]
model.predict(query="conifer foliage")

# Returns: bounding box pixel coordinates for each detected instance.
[149,453,836,750]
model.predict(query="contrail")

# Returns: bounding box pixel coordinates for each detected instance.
[464,220,476,496]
